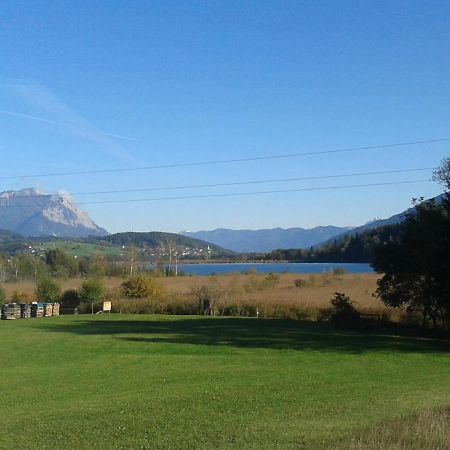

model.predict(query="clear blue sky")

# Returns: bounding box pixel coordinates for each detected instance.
[1,0,449,233]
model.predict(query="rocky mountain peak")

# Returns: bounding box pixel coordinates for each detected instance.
[0,187,108,237]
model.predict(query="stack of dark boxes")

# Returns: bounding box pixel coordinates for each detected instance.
[20,304,32,318]
[31,303,44,318]
[1,304,21,320]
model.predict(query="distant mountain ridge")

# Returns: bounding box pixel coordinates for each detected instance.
[0,188,108,238]
[181,226,352,253]
[315,194,445,247]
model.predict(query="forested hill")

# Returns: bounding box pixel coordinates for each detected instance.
[266,195,446,263]
[0,229,28,253]
[88,232,233,256]
[266,223,404,263]
[0,230,233,259]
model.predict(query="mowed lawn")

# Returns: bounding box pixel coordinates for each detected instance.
[0,315,449,449]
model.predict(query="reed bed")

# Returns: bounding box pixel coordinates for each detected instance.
[2,273,410,322]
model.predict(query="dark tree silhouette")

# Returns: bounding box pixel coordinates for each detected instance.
[373,164,450,331]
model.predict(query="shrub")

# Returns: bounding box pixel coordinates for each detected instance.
[121,274,165,299]
[61,289,81,308]
[294,278,307,288]
[35,278,62,303]
[11,290,31,303]
[330,292,360,328]
[264,273,280,289]
[333,268,347,276]
[191,283,223,314]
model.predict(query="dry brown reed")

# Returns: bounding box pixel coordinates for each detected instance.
[338,405,450,450]
[1,273,408,322]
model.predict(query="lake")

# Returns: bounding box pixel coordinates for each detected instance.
[170,262,373,276]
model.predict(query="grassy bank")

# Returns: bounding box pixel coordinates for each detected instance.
[341,406,450,449]
[0,314,449,449]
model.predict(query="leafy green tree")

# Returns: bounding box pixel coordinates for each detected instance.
[79,279,105,313]
[17,255,48,280]
[35,277,62,303]
[88,254,107,277]
[45,248,78,277]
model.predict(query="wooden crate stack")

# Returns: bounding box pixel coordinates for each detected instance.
[43,303,53,317]
[52,303,60,316]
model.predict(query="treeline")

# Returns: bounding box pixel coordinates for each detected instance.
[266,224,404,263]
[0,248,139,282]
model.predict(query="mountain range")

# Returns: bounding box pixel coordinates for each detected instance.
[181,226,352,253]
[182,196,443,253]
[0,188,108,238]
[0,187,442,253]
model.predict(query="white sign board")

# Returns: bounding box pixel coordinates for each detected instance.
[102,301,112,312]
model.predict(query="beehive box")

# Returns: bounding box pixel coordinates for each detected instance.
[1,304,21,320]
[52,303,60,316]
[31,303,44,318]
[20,304,31,318]
[43,303,53,317]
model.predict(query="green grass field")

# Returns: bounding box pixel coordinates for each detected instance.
[40,241,122,258]
[1,315,449,449]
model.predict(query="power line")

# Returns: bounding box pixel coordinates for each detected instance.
[0,167,437,200]
[72,179,431,206]
[0,137,448,180]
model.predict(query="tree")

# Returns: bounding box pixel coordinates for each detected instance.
[17,255,48,280]
[0,253,7,283]
[373,197,450,330]
[88,254,107,277]
[60,289,81,308]
[35,277,62,303]
[121,274,164,299]
[432,157,450,191]
[330,292,360,328]
[0,286,6,306]
[79,279,105,313]
[45,248,78,277]
[126,244,137,276]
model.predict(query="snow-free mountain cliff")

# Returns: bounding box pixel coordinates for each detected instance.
[0,188,108,237]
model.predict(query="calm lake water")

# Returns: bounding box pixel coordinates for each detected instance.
[173,262,373,276]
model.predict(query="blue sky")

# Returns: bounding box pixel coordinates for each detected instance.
[1,0,449,233]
